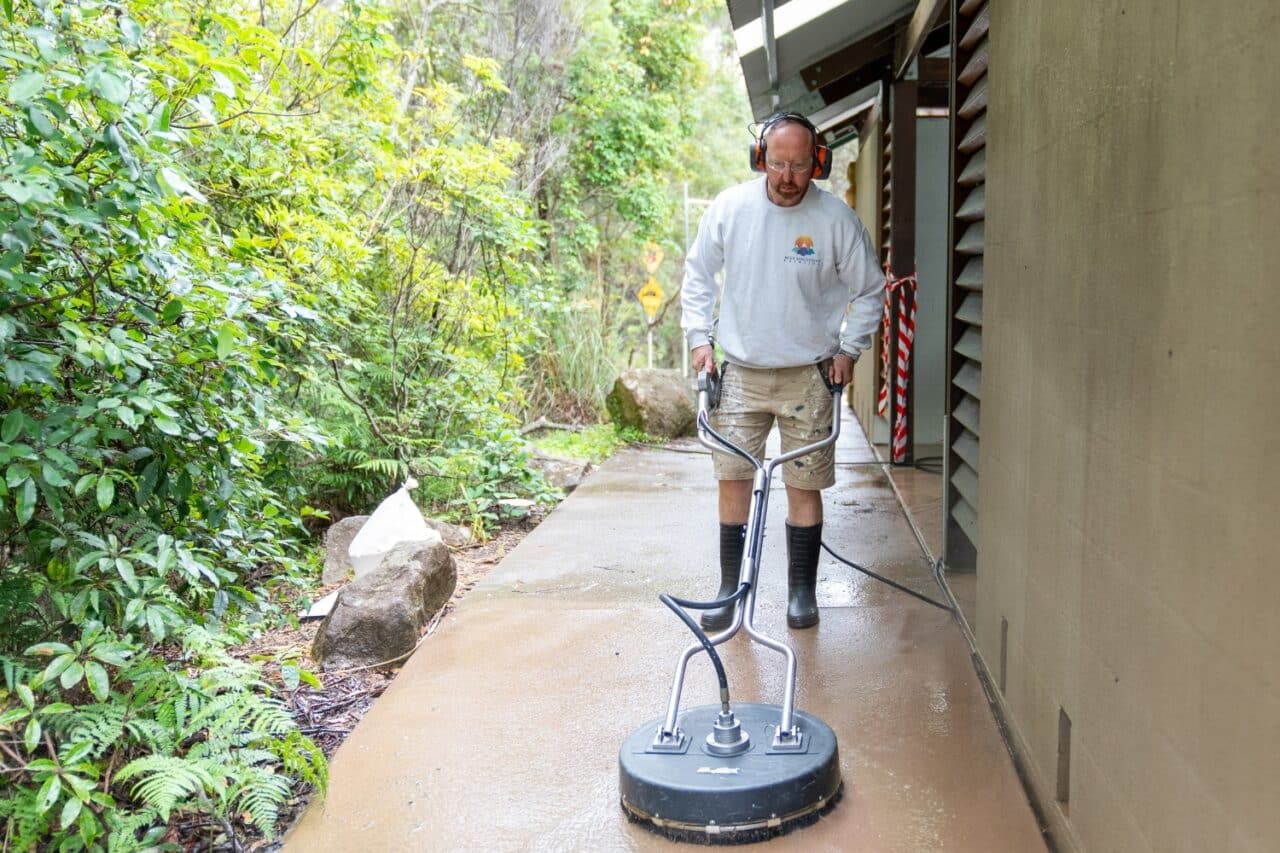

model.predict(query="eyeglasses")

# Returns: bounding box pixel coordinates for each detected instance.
[765,158,813,175]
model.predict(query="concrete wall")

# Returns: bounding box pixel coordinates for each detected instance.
[980,2,1280,851]
[852,114,886,441]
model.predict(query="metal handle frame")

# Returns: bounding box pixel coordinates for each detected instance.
[658,370,842,745]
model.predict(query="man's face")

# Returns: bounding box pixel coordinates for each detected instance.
[763,122,815,207]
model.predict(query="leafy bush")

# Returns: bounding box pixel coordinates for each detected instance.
[0,626,325,848]
[0,0,749,845]
[0,0,334,846]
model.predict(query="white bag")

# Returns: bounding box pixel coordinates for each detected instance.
[347,478,435,577]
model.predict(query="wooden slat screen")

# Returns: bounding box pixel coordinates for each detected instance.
[946,0,989,568]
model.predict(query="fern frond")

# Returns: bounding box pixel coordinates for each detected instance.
[53,702,127,759]
[123,717,172,752]
[0,786,46,849]
[106,806,165,853]
[273,729,329,792]
[229,766,292,836]
[354,457,410,478]
[115,755,218,821]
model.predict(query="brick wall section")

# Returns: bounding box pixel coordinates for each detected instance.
[980,2,1280,850]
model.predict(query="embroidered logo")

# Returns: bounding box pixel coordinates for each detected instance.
[785,234,820,266]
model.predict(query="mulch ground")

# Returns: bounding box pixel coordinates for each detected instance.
[182,507,551,851]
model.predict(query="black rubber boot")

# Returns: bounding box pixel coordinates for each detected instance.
[786,522,823,629]
[701,523,746,631]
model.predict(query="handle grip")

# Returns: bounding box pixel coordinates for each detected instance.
[697,369,722,412]
[818,363,844,396]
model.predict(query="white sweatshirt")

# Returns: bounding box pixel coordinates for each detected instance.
[681,177,885,368]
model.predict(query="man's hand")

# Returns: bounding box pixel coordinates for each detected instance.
[827,353,855,386]
[691,345,716,376]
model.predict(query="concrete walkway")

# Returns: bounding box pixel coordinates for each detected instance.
[286,410,1047,852]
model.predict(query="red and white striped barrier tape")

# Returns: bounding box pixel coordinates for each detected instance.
[877,267,918,463]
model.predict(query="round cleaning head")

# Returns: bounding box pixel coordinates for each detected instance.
[619,703,841,844]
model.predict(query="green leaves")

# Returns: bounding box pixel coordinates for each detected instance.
[37,773,60,812]
[95,474,114,511]
[216,321,238,359]
[84,662,109,701]
[16,477,37,525]
[162,298,184,323]
[157,166,207,203]
[153,416,181,436]
[8,71,44,102]
[0,1,350,846]
[59,796,82,830]
[84,65,128,105]
[0,0,691,843]
[2,409,25,442]
[25,716,43,752]
[58,661,84,690]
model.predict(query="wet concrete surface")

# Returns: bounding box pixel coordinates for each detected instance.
[286,416,1046,852]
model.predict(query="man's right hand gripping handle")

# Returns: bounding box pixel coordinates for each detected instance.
[691,344,716,376]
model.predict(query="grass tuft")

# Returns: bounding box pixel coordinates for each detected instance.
[531,425,658,464]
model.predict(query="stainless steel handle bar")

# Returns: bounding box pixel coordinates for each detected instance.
[658,372,841,742]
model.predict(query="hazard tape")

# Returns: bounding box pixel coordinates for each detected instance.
[876,267,918,464]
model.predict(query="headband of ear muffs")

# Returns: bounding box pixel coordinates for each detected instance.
[749,112,832,180]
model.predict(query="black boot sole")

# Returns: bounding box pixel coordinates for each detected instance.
[787,611,819,629]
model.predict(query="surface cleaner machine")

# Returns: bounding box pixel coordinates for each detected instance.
[618,369,845,843]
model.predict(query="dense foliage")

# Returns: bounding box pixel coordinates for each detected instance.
[0,0,749,846]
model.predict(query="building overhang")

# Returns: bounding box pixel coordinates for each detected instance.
[728,0,947,143]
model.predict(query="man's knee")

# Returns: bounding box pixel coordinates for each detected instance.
[785,485,823,526]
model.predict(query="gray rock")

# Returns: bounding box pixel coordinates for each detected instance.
[311,536,457,671]
[531,453,590,493]
[426,517,474,548]
[322,515,369,584]
[606,369,695,438]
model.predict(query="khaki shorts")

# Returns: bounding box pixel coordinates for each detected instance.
[710,362,835,490]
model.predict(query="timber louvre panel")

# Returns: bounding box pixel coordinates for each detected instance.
[946,0,989,568]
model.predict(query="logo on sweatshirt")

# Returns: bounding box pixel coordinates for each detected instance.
[785,234,820,266]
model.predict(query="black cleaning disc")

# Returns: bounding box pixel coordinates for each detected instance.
[619,703,841,844]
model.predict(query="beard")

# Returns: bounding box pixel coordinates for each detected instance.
[772,180,804,201]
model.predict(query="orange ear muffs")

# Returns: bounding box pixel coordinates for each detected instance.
[812,145,832,180]
[749,112,832,180]
[748,142,832,180]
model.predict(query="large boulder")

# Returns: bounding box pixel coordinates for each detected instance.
[606,369,695,438]
[311,535,457,671]
[321,515,369,585]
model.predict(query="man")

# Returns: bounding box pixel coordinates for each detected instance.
[681,113,885,630]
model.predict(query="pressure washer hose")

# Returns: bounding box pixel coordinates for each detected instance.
[661,583,750,713]
[820,542,952,611]
[666,367,952,717]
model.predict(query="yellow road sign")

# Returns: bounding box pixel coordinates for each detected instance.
[642,242,664,273]
[637,277,664,320]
